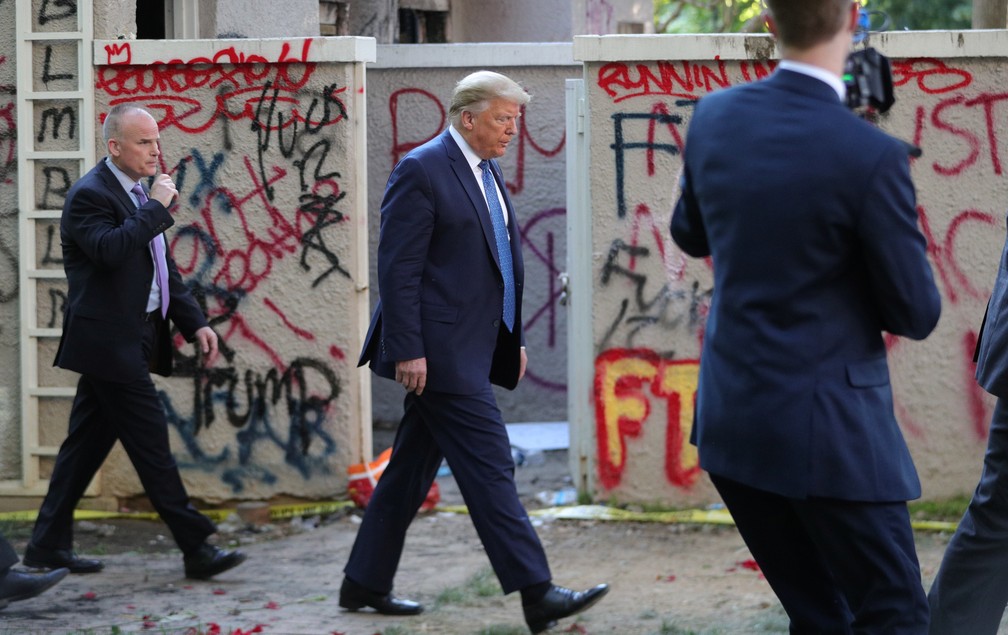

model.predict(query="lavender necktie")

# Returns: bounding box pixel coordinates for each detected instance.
[479,160,515,332]
[132,183,169,318]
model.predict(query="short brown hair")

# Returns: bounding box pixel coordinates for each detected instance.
[765,0,851,50]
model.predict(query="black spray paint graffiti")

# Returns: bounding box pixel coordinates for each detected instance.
[165,350,341,494]
[40,166,72,210]
[252,80,347,202]
[37,105,76,143]
[0,210,17,305]
[598,237,712,353]
[149,77,355,490]
[298,188,350,288]
[610,101,696,218]
[147,222,342,494]
[37,0,76,26]
[41,45,74,86]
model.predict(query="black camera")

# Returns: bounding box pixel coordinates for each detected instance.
[843,43,922,158]
[844,47,895,113]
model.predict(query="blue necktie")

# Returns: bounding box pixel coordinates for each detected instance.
[479,160,515,332]
[132,183,170,318]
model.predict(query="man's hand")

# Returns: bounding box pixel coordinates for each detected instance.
[396,357,427,395]
[519,347,527,382]
[194,326,219,367]
[148,173,178,208]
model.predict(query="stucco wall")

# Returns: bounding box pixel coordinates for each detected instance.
[84,37,375,502]
[576,32,1008,506]
[0,0,17,481]
[366,44,581,426]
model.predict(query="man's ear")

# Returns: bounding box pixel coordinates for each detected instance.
[764,11,778,37]
[847,1,860,34]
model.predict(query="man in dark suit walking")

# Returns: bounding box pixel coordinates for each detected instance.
[670,1,941,632]
[24,104,245,580]
[0,533,66,609]
[342,71,607,633]
[928,224,1008,633]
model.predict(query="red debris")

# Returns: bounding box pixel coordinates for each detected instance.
[736,559,761,572]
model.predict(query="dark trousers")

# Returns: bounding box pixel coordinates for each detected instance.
[0,535,17,574]
[710,473,928,635]
[31,318,215,556]
[344,385,551,594]
[928,397,1008,634]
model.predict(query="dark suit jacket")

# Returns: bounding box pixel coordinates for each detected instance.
[359,128,525,394]
[54,159,209,382]
[671,69,941,502]
[974,226,1008,398]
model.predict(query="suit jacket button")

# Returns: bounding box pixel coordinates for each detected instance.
[492,319,500,328]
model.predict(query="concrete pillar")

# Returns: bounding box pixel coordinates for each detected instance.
[348,0,397,44]
[974,0,1008,28]
[212,0,320,38]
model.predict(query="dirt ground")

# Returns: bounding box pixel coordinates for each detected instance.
[0,449,985,635]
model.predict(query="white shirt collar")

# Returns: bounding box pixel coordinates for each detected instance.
[105,156,143,197]
[447,124,510,225]
[448,124,483,170]
[778,59,846,102]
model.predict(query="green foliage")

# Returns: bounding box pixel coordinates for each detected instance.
[655,0,765,34]
[908,495,970,522]
[654,0,973,34]
[863,0,972,30]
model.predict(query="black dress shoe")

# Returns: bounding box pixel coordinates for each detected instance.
[523,583,609,634]
[339,577,423,615]
[0,567,69,608]
[183,544,246,580]
[22,543,103,574]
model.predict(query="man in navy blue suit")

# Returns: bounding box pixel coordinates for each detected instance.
[342,71,607,633]
[928,226,1008,632]
[671,1,941,632]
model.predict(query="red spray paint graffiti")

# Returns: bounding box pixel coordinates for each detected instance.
[594,349,701,490]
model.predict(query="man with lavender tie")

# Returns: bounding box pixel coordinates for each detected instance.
[23,104,245,580]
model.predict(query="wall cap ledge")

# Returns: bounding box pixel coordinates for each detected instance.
[93,37,377,67]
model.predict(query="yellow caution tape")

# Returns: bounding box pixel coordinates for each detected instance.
[0,501,957,532]
[437,503,957,532]
[0,500,356,524]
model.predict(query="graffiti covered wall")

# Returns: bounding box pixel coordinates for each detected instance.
[576,32,1008,505]
[0,0,16,480]
[367,45,580,425]
[84,37,375,502]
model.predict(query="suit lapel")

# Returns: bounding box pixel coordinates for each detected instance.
[442,131,503,266]
[97,160,141,215]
